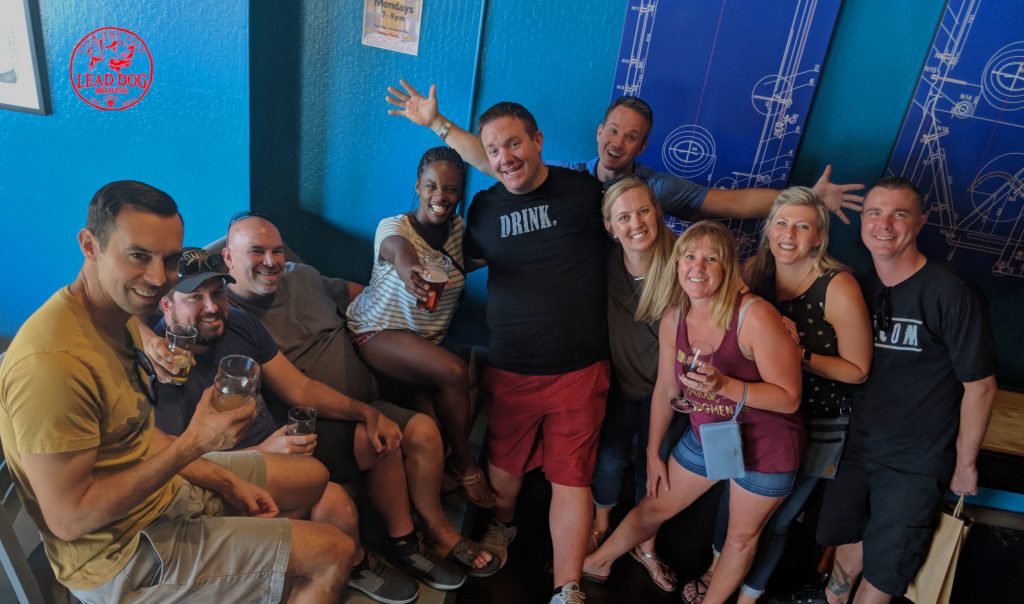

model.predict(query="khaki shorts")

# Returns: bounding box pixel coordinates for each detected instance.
[72,451,292,604]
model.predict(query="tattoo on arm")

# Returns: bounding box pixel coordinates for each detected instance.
[828,560,853,599]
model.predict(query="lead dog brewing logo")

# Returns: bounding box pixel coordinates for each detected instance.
[70,27,153,110]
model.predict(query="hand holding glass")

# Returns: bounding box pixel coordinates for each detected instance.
[417,251,451,313]
[670,340,715,413]
[287,406,317,435]
[165,324,197,386]
[212,355,260,412]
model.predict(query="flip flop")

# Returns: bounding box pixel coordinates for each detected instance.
[580,569,610,585]
[444,537,501,578]
[680,575,709,604]
[629,545,677,592]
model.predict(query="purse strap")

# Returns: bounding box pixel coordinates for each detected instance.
[731,382,748,421]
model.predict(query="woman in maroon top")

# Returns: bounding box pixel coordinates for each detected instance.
[582,221,803,604]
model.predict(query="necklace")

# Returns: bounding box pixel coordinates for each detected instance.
[779,263,817,301]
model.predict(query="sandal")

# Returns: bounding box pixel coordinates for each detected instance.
[680,576,709,603]
[443,537,501,578]
[588,528,608,555]
[629,545,677,592]
[445,466,496,508]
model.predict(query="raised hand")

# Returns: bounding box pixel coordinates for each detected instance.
[813,164,865,225]
[386,79,440,127]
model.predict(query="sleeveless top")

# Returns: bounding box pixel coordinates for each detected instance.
[774,270,851,419]
[675,294,804,472]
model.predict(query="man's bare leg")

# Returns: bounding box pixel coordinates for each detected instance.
[826,542,864,604]
[400,414,493,569]
[488,461,523,524]
[286,519,355,603]
[550,484,591,588]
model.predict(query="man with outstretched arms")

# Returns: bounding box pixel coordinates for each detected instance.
[386,80,865,223]
[0,181,355,603]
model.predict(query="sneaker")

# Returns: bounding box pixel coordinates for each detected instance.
[388,537,467,591]
[347,552,419,604]
[769,586,829,604]
[549,581,586,604]
[479,518,517,570]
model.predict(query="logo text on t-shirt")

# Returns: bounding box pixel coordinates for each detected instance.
[875,318,921,352]
[499,205,556,238]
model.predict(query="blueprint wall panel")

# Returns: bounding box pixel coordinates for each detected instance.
[612,0,841,249]
[888,0,1024,278]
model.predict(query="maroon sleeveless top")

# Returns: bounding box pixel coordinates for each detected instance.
[675,295,804,472]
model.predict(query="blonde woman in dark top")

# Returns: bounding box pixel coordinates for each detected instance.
[685,187,872,603]
[591,178,684,591]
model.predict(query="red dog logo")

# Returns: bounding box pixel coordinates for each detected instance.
[70,27,153,110]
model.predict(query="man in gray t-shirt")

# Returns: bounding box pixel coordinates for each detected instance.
[223,215,500,581]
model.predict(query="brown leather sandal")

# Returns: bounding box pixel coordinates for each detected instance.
[445,467,496,508]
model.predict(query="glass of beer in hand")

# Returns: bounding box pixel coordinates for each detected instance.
[287,406,317,435]
[416,251,451,313]
[212,355,260,412]
[165,324,198,386]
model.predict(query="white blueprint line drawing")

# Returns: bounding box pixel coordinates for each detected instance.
[619,0,827,254]
[891,0,1024,277]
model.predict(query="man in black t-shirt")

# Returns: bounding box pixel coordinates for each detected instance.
[466,102,611,604]
[797,177,997,604]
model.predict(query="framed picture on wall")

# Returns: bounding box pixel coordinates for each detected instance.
[0,0,47,114]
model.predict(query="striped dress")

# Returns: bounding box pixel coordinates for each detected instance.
[346,214,465,344]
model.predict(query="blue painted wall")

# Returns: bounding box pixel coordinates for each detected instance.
[3,0,1016,387]
[0,1,249,335]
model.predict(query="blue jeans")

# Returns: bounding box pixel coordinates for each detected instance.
[591,392,688,507]
[713,471,821,598]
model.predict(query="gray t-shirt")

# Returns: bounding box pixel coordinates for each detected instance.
[228,262,378,403]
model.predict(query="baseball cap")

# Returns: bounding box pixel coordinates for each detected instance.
[173,247,236,294]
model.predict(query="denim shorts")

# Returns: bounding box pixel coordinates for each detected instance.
[671,427,797,498]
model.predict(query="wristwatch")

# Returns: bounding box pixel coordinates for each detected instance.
[437,120,453,142]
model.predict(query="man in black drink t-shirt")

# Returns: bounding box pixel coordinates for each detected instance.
[795,177,997,604]
[464,102,610,604]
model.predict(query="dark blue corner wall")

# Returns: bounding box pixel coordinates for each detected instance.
[2,0,1018,386]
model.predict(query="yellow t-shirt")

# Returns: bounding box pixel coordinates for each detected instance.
[0,287,180,590]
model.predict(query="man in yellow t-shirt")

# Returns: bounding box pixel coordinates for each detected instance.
[0,180,355,602]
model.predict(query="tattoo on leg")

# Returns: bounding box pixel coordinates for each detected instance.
[827,560,853,600]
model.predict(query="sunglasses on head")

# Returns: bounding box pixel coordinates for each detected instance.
[177,248,228,280]
[228,209,269,228]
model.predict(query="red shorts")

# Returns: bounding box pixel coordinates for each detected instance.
[484,361,610,487]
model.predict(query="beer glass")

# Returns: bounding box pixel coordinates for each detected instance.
[416,251,451,313]
[165,324,198,386]
[670,340,715,413]
[212,355,260,412]
[287,406,317,435]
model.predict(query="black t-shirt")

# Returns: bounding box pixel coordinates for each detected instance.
[849,262,996,476]
[466,167,610,374]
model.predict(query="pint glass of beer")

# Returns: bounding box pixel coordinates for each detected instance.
[212,354,261,412]
[165,324,198,385]
[416,251,451,313]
